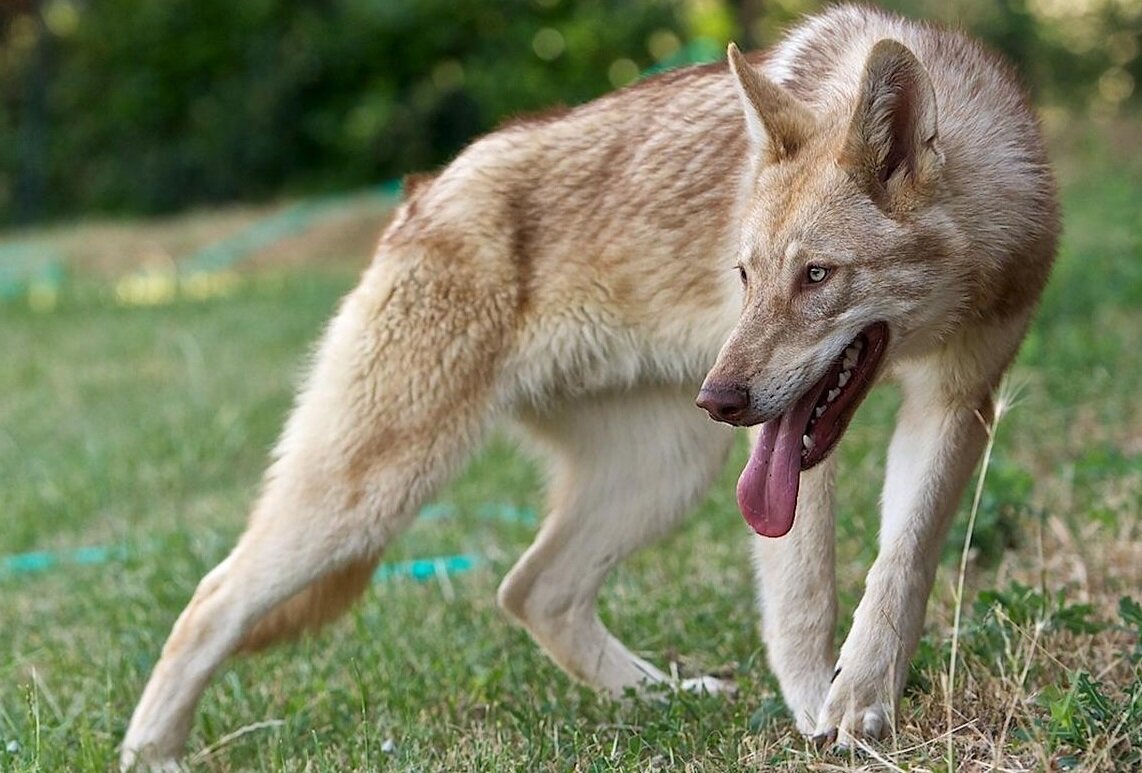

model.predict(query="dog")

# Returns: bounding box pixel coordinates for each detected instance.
[121,5,1058,767]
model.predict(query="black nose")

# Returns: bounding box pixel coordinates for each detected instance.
[696,384,751,424]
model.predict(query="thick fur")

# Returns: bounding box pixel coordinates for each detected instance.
[121,5,1058,767]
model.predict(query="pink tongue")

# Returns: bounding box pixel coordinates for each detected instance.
[735,384,822,537]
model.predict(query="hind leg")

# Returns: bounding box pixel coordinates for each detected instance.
[121,524,381,770]
[498,385,734,696]
[121,264,510,769]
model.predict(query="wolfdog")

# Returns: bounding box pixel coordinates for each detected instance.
[122,4,1057,766]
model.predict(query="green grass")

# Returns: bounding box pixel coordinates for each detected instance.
[2,130,1141,770]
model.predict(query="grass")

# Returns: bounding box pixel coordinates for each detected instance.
[1,121,1140,771]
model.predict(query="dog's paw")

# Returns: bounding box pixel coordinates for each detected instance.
[811,667,892,747]
[119,746,183,773]
[774,675,832,735]
[811,703,889,748]
[679,674,738,698]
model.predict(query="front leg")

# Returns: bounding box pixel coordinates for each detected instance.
[753,451,838,733]
[815,368,992,743]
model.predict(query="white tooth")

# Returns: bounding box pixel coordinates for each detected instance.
[827,388,840,402]
[815,405,826,418]
[802,435,814,451]
[837,371,850,388]
[844,348,859,369]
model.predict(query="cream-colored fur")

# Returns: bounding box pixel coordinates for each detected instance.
[121,5,1058,767]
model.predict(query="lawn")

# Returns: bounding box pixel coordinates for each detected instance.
[1,122,1140,771]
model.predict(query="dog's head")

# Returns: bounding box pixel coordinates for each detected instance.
[699,41,956,538]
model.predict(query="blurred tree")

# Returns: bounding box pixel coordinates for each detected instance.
[0,0,690,222]
[2,0,50,223]
[0,0,1137,225]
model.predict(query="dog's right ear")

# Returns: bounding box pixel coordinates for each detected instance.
[727,43,815,163]
[842,40,944,212]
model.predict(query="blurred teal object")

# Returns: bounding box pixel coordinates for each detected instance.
[476,502,536,524]
[0,543,478,584]
[372,554,480,583]
[0,243,65,302]
[0,498,523,583]
[0,545,126,579]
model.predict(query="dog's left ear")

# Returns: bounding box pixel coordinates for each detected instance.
[728,43,815,163]
[843,39,944,211]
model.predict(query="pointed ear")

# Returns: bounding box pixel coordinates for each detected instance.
[842,39,943,209]
[727,43,815,162]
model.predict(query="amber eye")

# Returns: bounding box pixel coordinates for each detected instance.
[806,265,829,284]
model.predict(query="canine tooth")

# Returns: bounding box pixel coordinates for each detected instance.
[802,435,814,451]
[837,371,850,388]
[843,348,859,369]
[827,388,840,402]
[815,405,826,418]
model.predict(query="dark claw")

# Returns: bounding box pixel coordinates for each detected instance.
[831,666,842,684]
[811,729,837,749]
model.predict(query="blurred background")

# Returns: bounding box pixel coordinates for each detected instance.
[1,5,1140,769]
[1,0,1139,227]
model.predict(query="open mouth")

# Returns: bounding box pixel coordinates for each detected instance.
[799,321,890,470]
[736,322,889,538]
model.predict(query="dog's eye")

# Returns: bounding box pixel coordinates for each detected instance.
[737,265,748,286]
[805,265,829,284]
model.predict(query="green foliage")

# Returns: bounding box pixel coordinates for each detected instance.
[973,583,1104,639]
[0,0,688,222]
[876,0,1142,110]
[910,583,1107,693]
[1122,597,1142,663]
[1039,669,1142,770]
[944,456,1033,566]
[910,590,1142,769]
[2,0,1139,223]
[912,582,1118,693]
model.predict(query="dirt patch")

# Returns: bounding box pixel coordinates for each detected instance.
[243,194,394,274]
[0,192,397,280]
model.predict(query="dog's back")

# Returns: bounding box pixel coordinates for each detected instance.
[388,4,1056,358]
